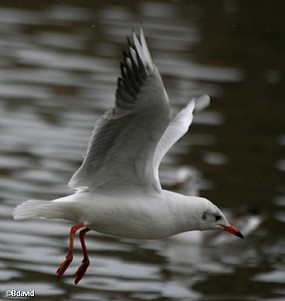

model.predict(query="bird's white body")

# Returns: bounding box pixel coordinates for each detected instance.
[13,28,243,284]
[15,190,219,239]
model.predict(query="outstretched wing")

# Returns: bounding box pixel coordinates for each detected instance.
[153,95,210,186]
[69,29,171,192]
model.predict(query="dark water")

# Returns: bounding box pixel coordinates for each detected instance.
[0,1,284,300]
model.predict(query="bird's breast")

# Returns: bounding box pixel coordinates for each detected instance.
[76,192,179,239]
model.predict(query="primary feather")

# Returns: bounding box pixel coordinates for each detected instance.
[68,29,170,192]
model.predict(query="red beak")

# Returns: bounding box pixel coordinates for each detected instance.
[222,225,244,239]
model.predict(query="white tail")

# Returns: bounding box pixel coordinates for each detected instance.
[13,197,79,221]
[13,200,52,220]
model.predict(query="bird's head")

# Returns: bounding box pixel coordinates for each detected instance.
[196,198,244,239]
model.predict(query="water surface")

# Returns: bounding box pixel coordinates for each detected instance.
[0,1,284,300]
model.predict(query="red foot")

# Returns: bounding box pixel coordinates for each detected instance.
[73,258,90,285]
[57,254,73,280]
[56,223,91,284]
[56,223,84,281]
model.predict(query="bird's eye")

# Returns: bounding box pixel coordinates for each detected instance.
[215,215,222,221]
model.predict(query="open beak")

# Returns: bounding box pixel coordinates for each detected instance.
[221,224,244,239]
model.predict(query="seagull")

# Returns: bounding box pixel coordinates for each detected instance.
[13,28,243,285]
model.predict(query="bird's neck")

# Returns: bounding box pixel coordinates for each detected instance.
[162,190,206,233]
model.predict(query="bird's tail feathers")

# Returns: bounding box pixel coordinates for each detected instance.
[13,200,52,220]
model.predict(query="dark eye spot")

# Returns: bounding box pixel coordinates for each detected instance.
[215,215,222,221]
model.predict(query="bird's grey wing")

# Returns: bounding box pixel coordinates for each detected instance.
[69,29,171,192]
[153,95,210,186]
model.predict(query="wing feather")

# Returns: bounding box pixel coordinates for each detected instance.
[69,29,170,192]
[153,95,210,186]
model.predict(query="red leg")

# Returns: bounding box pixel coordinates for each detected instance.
[73,227,91,285]
[56,223,84,280]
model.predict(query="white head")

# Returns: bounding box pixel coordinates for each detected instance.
[185,197,244,238]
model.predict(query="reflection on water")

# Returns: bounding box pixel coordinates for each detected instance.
[0,1,284,300]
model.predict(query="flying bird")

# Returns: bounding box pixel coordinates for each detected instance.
[13,28,243,285]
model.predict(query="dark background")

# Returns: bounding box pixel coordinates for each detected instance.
[0,1,284,300]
